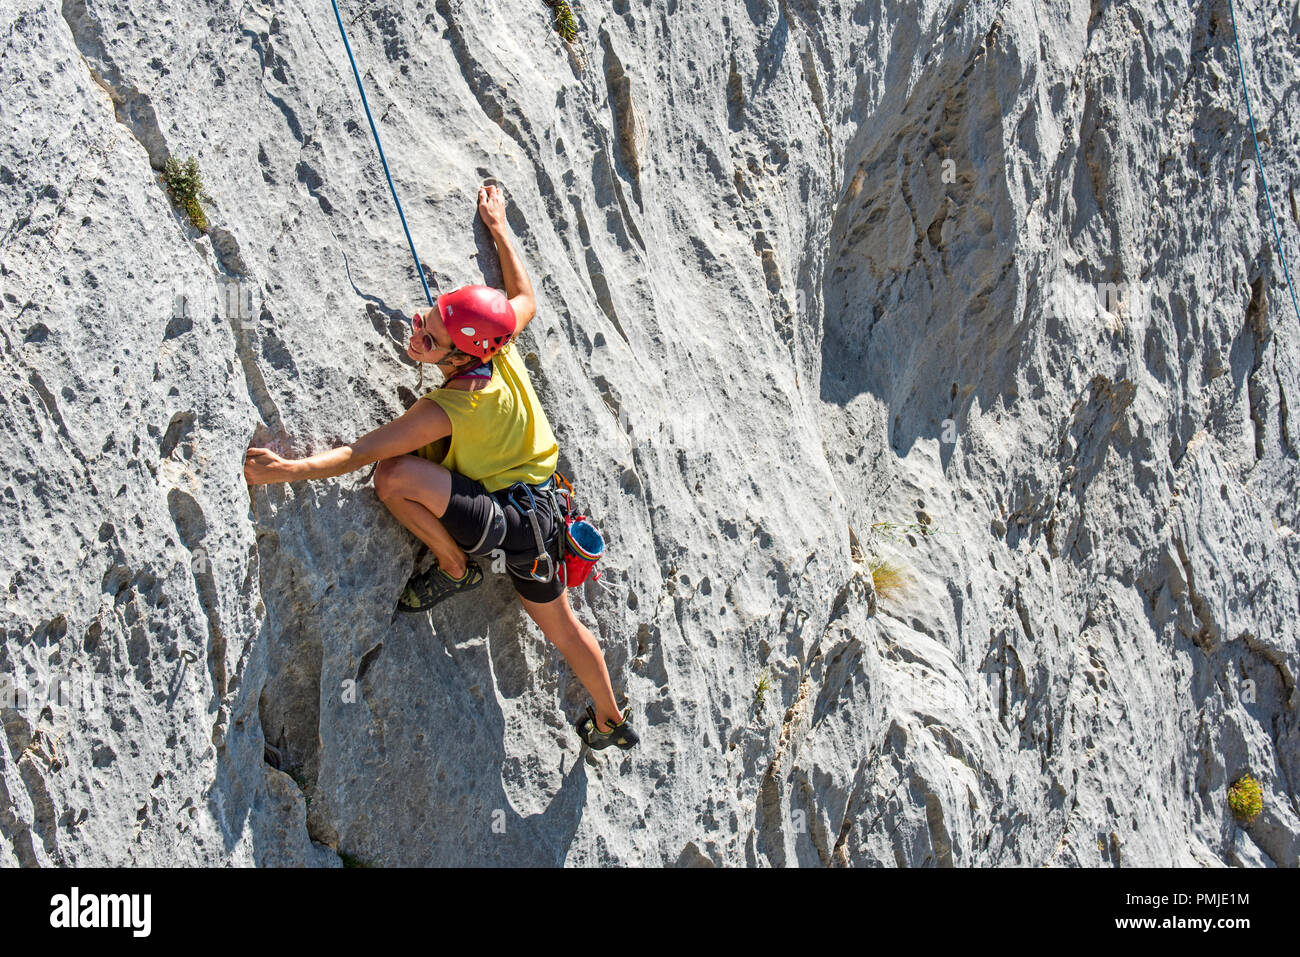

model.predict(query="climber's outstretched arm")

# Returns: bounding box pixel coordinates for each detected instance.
[478,184,536,333]
[244,399,450,485]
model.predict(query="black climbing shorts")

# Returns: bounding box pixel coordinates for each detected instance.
[439,470,566,604]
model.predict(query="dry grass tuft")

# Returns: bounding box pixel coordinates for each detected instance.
[868,557,911,603]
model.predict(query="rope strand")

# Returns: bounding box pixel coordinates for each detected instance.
[1226,0,1300,327]
[329,0,432,390]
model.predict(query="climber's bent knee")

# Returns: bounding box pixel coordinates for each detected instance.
[372,457,404,502]
[373,455,453,515]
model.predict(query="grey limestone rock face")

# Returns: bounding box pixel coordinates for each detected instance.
[2,0,1297,865]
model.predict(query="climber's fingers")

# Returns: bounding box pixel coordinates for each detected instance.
[478,183,506,228]
[244,447,285,486]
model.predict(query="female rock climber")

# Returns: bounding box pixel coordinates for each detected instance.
[243,184,637,751]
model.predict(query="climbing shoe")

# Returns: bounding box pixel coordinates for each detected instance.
[574,706,639,751]
[395,559,484,613]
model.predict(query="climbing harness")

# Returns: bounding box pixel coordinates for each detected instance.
[549,471,606,588]
[329,0,434,388]
[1226,0,1300,327]
[478,470,607,588]
[506,479,560,583]
[448,474,557,578]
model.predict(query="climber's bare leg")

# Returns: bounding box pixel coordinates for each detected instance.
[519,590,622,728]
[374,456,468,578]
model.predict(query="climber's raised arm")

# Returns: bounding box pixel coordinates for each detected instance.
[243,399,450,485]
[478,184,536,333]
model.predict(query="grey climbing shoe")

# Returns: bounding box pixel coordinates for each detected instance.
[396,559,484,613]
[575,706,639,751]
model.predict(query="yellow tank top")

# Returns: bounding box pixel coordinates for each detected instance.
[416,343,559,492]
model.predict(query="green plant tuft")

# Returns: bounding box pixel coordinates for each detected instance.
[1228,774,1263,824]
[162,155,211,231]
[754,667,771,709]
[870,519,943,541]
[338,849,374,868]
[544,0,578,43]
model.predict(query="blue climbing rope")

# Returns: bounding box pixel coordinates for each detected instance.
[329,0,434,308]
[1226,0,1300,327]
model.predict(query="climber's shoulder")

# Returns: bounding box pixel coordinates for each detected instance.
[405,393,454,440]
[509,293,537,335]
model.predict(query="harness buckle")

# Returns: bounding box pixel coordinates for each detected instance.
[505,480,559,583]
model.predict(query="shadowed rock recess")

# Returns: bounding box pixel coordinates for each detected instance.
[2,0,1297,866]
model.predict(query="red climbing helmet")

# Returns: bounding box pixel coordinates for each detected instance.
[437,285,516,359]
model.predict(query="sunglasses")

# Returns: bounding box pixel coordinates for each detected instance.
[411,312,448,355]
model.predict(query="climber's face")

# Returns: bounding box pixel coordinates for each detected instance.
[408,308,454,363]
